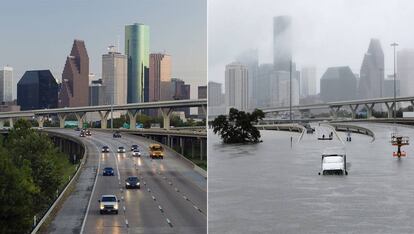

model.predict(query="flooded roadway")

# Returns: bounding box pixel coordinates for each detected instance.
[209,123,414,234]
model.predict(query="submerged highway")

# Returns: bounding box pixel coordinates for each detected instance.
[209,122,414,234]
[46,129,206,234]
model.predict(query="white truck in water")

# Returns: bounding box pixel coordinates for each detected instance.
[318,148,348,175]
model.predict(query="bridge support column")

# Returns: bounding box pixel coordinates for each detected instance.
[58,114,67,128]
[127,110,138,129]
[8,118,13,128]
[191,139,195,158]
[180,137,184,155]
[200,138,204,161]
[411,100,414,108]
[75,112,86,128]
[36,116,45,128]
[329,106,341,119]
[98,111,110,129]
[0,120,4,128]
[385,102,395,118]
[201,105,207,119]
[160,108,172,130]
[364,103,375,119]
[349,104,359,119]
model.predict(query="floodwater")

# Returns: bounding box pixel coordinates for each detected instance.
[208,123,414,234]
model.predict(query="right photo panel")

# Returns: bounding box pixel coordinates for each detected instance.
[208,0,414,233]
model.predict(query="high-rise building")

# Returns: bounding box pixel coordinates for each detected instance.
[273,15,292,72]
[0,66,13,102]
[59,39,90,107]
[397,49,414,97]
[225,62,248,111]
[236,49,259,108]
[102,46,127,105]
[208,81,225,116]
[320,66,357,102]
[89,79,106,106]
[383,74,400,98]
[171,78,190,117]
[198,85,207,117]
[125,23,150,103]
[149,53,171,102]
[256,64,274,108]
[301,66,317,97]
[17,70,58,110]
[359,39,384,99]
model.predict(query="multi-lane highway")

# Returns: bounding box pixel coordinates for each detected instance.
[46,129,206,234]
[209,122,414,234]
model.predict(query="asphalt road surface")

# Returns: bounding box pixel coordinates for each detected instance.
[209,122,414,234]
[46,129,206,234]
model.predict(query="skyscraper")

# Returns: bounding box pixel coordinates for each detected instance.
[225,62,249,111]
[301,66,317,97]
[359,39,384,99]
[59,40,89,107]
[89,79,106,106]
[198,85,207,117]
[17,70,58,110]
[273,15,292,72]
[125,23,150,103]
[236,49,258,108]
[149,53,171,102]
[320,66,357,102]
[0,66,13,102]
[397,49,414,97]
[208,81,225,116]
[171,78,190,117]
[102,46,127,105]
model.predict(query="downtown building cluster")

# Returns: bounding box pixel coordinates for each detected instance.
[210,15,414,116]
[3,23,204,119]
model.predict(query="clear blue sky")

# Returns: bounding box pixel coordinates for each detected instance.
[0,0,206,99]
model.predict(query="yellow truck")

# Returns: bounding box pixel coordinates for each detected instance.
[149,144,164,159]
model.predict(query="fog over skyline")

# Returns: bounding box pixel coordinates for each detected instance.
[0,0,206,99]
[209,0,414,93]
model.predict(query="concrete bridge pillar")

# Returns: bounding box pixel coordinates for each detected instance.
[180,137,184,155]
[411,100,414,108]
[201,105,207,119]
[385,102,395,118]
[160,108,172,130]
[75,112,86,128]
[36,116,45,128]
[127,110,138,129]
[349,104,359,119]
[9,118,13,128]
[200,138,204,161]
[98,111,110,129]
[364,103,375,119]
[58,114,67,128]
[329,106,341,119]
[191,139,195,159]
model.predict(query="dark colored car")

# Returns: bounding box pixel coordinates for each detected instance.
[74,127,81,131]
[117,146,126,153]
[103,167,114,176]
[101,146,110,153]
[125,176,140,189]
[113,131,122,138]
[131,144,139,151]
[85,129,91,136]
[79,131,85,137]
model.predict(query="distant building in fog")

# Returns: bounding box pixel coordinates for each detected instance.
[301,66,316,97]
[359,39,384,99]
[383,74,400,98]
[236,49,259,108]
[257,64,276,108]
[320,66,357,102]
[208,81,225,116]
[397,49,414,97]
[273,15,292,72]
[225,62,248,111]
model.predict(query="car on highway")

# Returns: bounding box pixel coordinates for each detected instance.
[117,146,126,153]
[98,195,119,214]
[85,129,91,136]
[74,127,81,131]
[113,131,122,138]
[125,176,140,189]
[149,143,164,159]
[103,167,115,176]
[318,148,348,175]
[101,146,110,153]
[132,149,141,157]
[79,131,85,137]
[131,144,139,151]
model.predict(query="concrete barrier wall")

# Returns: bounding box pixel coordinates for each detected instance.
[327,123,375,142]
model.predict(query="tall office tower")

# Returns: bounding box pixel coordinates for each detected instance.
[125,23,150,103]
[0,66,13,102]
[276,71,299,106]
[256,64,274,108]
[89,79,106,106]
[208,81,225,116]
[102,46,127,105]
[171,78,190,117]
[59,40,90,107]
[397,49,414,97]
[17,70,58,110]
[383,74,400,98]
[236,49,259,108]
[320,66,357,102]
[359,39,384,99]
[225,62,249,111]
[273,15,292,72]
[149,53,172,102]
[198,85,207,117]
[301,66,317,97]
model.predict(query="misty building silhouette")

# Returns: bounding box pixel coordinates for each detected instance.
[359,39,384,99]
[320,66,357,102]
[273,15,292,72]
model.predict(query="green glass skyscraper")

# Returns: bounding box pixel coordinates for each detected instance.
[125,23,150,103]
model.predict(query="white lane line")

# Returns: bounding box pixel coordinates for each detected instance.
[158,205,163,212]
[166,218,173,227]
[152,195,156,201]
[80,143,102,234]
[125,219,129,227]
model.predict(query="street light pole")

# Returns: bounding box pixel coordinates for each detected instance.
[289,59,292,122]
[110,92,114,131]
[391,42,398,120]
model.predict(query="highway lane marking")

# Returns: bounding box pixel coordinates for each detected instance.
[80,142,102,234]
[166,218,173,227]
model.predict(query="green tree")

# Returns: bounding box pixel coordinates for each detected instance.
[212,108,264,143]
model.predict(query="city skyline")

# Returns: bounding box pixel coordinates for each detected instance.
[0,0,206,99]
[209,0,414,93]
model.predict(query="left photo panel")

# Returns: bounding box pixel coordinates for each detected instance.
[0,0,207,233]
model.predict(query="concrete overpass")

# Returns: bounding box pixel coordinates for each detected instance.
[0,99,207,130]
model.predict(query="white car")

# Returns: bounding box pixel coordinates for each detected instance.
[318,148,348,175]
[132,149,141,157]
[98,195,119,214]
